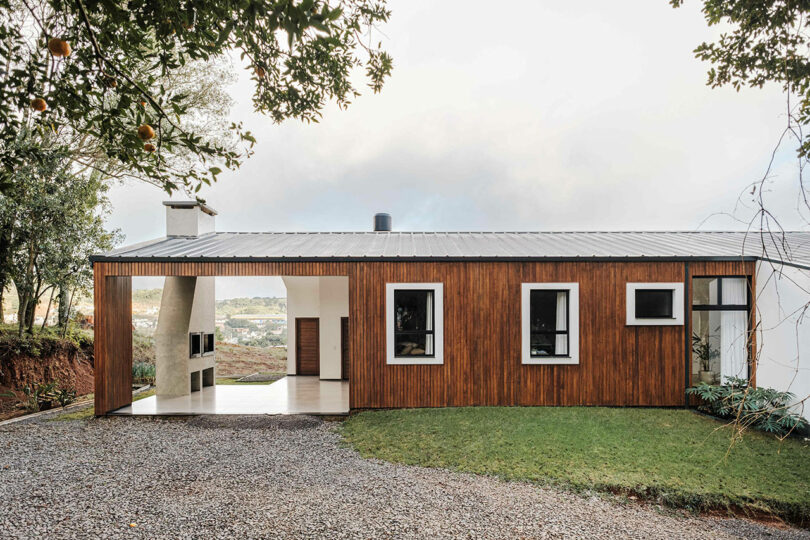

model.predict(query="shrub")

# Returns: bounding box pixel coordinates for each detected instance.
[18,381,77,412]
[55,386,77,408]
[132,361,156,384]
[688,376,807,437]
[20,382,59,412]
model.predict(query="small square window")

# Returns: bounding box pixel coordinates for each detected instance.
[626,283,684,326]
[634,289,674,319]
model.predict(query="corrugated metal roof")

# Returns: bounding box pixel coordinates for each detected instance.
[91,231,810,268]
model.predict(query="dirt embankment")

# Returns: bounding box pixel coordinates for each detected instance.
[215,342,286,376]
[0,337,94,419]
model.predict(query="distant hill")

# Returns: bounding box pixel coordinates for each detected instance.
[132,289,286,315]
[133,288,163,304]
[216,297,286,316]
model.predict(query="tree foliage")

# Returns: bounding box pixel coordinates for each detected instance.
[1,0,392,194]
[672,1,810,165]
[0,131,120,335]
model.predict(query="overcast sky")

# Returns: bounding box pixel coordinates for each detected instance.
[118,1,804,298]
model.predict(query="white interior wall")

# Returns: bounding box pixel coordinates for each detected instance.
[282,276,348,378]
[755,262,810,419]
[319,277,350,379]
[283,277,320,375]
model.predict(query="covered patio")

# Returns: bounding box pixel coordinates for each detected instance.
[91,201,355,416]
[112,376,349,416]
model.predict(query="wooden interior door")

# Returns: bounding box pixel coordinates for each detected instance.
[341,317,349,380]
[295,318,320,376]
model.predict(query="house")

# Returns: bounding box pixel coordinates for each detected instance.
[89,201,810,417]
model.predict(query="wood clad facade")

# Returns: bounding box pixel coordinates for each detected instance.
[93,275,133,414]
[92,259,755,414]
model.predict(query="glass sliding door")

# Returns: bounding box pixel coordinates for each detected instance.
[691,277,751,385]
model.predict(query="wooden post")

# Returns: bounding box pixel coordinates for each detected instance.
[94,264,133,415]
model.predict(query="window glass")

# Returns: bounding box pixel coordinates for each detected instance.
[529,290,568,356]
[634,289,674,319]
[721,278,747,305]
[394,290,434,357]
[692,277,720,305]
[691,276,750,384]
[691,311,749,385]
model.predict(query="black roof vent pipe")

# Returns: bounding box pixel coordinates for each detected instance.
[373,213,392,232]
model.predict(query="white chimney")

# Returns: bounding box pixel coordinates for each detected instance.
[163,201,217,237]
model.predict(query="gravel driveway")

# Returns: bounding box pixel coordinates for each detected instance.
[0,415,806,539]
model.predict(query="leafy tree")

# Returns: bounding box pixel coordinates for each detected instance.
[0,131,120,336]
[1,0,392,194]
[71,56,240,188]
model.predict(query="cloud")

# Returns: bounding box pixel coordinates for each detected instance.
[106,0,808,296]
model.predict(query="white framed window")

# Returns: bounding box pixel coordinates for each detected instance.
[386,283,444,365]
[626,282,684,326]
[521,283,579,365]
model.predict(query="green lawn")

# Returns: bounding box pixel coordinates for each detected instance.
[340,407,810,524]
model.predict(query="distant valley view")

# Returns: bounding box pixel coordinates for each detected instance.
[133,290,287,377]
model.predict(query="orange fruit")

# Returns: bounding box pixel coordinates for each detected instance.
[30,98,47,112]
[47,38,71,57]
[143,143,156,152]
[137,124,155,140]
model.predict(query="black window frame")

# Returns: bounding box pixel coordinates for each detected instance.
[634,288,675,319]
[393,288,436,359]
[189,332,202,358]
[691,276,750,311]
[690,275,753,380]
[529,289,570,358]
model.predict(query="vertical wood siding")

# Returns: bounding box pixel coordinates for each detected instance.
[93,273,132,414]
[349,261,693,408]
[93,259,754,413]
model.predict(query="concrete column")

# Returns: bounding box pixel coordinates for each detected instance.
[155,277,196,396]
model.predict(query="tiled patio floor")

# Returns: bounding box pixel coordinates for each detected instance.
[111,376,349,415]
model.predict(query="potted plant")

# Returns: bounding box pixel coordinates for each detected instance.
[692,333,719,384]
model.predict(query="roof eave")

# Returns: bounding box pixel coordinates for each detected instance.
[89,254,764,264]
